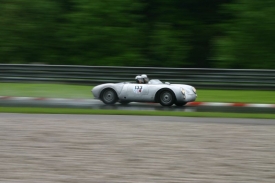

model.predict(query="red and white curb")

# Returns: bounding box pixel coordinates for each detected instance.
[185,102,275,108]
[0,96,274,108]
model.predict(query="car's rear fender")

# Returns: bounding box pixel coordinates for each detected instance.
[92,83,125,99]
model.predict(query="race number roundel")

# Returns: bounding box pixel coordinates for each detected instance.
[133,85,143,94]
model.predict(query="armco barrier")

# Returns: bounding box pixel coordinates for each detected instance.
[0,64,274,89]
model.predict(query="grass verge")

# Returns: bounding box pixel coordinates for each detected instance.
[1,107,275,119]
[0,83,92,99]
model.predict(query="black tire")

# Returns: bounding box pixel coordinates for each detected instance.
[174,102,187,106]
[159,90,175,106]
[100,88,118,105]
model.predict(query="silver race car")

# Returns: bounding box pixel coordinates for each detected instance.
[91,75,197,106]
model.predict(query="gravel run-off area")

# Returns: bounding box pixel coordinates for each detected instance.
[0,114,275,183]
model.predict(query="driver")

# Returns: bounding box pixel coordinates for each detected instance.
[135,75,144,84]
[141,74,149,84]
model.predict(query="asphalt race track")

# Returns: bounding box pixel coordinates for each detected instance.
[0,97,274,114]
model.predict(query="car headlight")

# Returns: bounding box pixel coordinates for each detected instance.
[181,88,185,95]
[191,87,196,94]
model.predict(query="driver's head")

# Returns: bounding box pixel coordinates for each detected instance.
[135,75,144,83]
[141,74,149,83]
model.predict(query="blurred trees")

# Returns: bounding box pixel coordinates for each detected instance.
[0,0,61,63]
[213,0,275,69]
[0,0,274,69]
[58,0,145,66]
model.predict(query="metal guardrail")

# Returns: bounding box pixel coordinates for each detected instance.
[0,64,275,89]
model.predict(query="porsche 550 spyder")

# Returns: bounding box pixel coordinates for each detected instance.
[91,78,197,106]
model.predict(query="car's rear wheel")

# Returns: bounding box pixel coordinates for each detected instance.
[159,90,175,106]
[101,88,118,105]
[174,102,187,106]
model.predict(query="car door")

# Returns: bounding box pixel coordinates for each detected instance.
[126,83,149,101]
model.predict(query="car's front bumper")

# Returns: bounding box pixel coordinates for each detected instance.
[176,93,197,103]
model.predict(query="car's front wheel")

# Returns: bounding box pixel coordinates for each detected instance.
[100,88,118,105]
[174,102,187,106]
[159,90,175,106]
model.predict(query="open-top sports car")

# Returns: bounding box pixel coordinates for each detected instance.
[91,76,197,106]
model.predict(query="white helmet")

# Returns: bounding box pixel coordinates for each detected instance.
[135,75,144,83]
[141,74,149,83]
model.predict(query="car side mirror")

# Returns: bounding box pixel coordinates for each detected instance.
[165,82,170,85]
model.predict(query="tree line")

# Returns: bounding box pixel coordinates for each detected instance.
[0,0,274,69]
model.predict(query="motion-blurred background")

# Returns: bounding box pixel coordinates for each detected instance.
[1,0,274,69]
[1,2,275,182]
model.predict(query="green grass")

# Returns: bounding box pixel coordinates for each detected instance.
[1,107,275,119]
[0,82,275,103]
[197,89,275,104]
[0,83,92,99]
